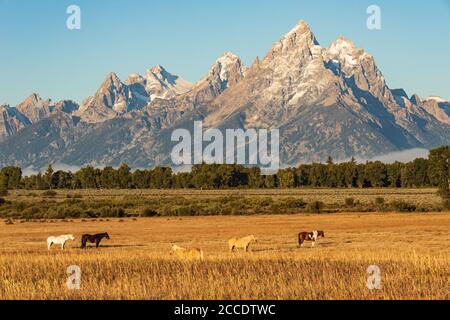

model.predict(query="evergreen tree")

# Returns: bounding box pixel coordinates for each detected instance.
[428,147,450,199]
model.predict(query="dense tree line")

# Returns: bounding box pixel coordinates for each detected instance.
[1,147,449,197]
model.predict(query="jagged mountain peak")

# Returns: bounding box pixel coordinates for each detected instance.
[410,94,423,106]
[76,72,130,122]
[330,36,356,50]
[208,52,246,83]
[421,95,450,125]
[190,52,247,103]
[266,20,319,61]
[150,64,166,75]
[325,36,368,72]
[151,64,163,72]
[18,93,44,106]
[98,72,127,98]
[283,20,318,44]
[147,65,180,85]
[101,72,123,87]
[215,52,243,71]
[217,51,240,62]
[323,34,395,105]
[145,65,193,100]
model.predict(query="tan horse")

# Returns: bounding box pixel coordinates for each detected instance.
[228,235,257,252]
[171,245,204,260]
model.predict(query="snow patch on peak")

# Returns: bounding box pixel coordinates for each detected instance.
[125,73,145,85]
[151,64,165,74]
[330,36,356,51]
[216,51,240,64]
[324,36,371,79]
[426,96,448,103]
[144,65,193,100]
[128,73,143,80]
[215,52,245,82]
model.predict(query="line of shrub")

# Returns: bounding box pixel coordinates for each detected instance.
[0,194,447,220]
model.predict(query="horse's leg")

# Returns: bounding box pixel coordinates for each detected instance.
[62,241,66,250]
[311,241,315,248]
[48,242,52,251]
[96,239,100,248]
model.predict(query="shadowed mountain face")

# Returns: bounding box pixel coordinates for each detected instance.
[1,21,450,169]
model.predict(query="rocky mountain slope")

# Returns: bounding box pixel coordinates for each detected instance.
[1,21,449,169]
[0,94,78,142]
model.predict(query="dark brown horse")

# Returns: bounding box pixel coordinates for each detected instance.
[81,233,110,249]
[298,231,325,247]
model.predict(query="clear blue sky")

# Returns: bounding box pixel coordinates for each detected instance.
[0,0,449,106]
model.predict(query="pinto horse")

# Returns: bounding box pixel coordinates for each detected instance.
[81,233,110,249]
[298,231,325,247]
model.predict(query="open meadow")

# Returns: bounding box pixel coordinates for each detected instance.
[0,189,449,300]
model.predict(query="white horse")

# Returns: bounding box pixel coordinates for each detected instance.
[47,234,75,250]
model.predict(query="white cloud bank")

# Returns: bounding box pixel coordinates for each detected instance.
[354,148,430,164]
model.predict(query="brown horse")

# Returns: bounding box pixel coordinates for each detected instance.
[81,233,110,248]
[298,231,325,247]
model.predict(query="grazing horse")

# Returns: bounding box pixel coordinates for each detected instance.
[228,235,257,252]
[171,245,204,260]
[81,233,110,249]
[298,231,325,247]
[47,234,75,251]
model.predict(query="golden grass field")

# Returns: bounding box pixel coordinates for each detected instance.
[0,189,449,300]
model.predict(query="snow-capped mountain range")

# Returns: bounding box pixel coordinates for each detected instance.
[1,21,449,169]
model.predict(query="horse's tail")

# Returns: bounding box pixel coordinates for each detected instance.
[80,235,87,248]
